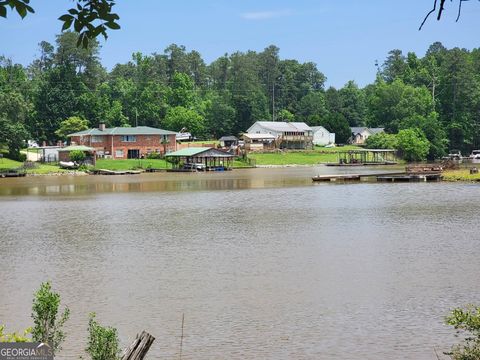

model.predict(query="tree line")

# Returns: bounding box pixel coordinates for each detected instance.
[1,33,479,160]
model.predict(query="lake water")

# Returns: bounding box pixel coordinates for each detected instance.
[1,167,479,359]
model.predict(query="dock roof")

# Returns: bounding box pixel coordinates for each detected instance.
[166,147,234,158]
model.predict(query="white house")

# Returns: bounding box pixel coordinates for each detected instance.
[311,126,335,146]
[349,127,385,145]
[246,121,313,149]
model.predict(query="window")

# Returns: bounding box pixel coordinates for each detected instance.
[161,135,170,144]
[91,135,103,143]
[121,135,136,142]
[115,149,124,158]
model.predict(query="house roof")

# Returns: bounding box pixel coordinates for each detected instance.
[242,133,276,140]
[166,147,234,158]
[350,127,385,135]
[369,128,385,135]
[219,136,238,142]
[311,126,330,133]
[58,145,95,152]
[250,121,312,133]
[68,126,177,137]
[350,127,370,135]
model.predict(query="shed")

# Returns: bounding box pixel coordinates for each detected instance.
[219,136,239,148]
[58,145,96,165]
[165,147,235,171]
[242,133,276,151]
[311,126,335,146]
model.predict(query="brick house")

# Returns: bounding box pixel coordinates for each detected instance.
[68,124,177,159]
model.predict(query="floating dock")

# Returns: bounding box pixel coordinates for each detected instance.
[91,169,143,175]
[312,171,442,183]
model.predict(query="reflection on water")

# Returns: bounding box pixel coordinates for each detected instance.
[0,167,479,360]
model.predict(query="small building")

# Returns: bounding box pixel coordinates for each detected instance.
[242,133,276,152]
[165,147,235,171]
[311,126,335,146]
[219,136,239,148]
[58,145,96,165]
[68,124,177,159]
[246,121,313,149]
[38,146,63,163]
[349,127,385,145]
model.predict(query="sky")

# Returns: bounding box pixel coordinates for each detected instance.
[1,0,480,88]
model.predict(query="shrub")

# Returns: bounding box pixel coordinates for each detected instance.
[445,305,480,360]
[85,313,120,360]
[69,150,86,163]
[146,152,162,159]
[31,282,70,353]
[396,128,430,162]
[0,325,31,342]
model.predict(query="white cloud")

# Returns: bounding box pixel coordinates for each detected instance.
[241,9,292,20]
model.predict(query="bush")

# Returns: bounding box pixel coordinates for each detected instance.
[69,150,86,163]
[31,282,70,353]
[0,325,31,342]
[146,152,163,159]
[365,132,398,149]
[86,313,120,360]
[446,305,480,359]
[396,128,430,162]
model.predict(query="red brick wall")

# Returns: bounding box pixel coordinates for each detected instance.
[71,134,177,159]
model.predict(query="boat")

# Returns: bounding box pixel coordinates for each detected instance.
[470,150,480,163]
[59,161,79,169]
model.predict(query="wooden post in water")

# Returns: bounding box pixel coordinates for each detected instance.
[121,330,155,360]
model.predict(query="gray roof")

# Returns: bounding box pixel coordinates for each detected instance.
[68,126,177,137]
[252,121,312,133]
[350,127,385,135]
[369,128,385,135]
[311,126,330,134]
[350,127,370,135]
[166,147,235,158]
[219,136,238,141]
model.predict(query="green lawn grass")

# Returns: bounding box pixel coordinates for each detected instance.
[95,158,170,170]
[442,169,480,182]
[248,145,362,166]
[0,158,70,174]
[0,158,23,169]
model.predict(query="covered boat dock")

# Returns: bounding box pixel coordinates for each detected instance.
[165,147,235,171]
[328,149,397,166]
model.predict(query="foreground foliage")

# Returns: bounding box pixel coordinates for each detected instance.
[31,282,70,353]
[86,313,120,360]
[446,305,480,359]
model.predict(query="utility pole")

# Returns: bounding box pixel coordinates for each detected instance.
[272,81,275,121]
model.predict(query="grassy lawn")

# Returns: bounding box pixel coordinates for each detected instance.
[248,145,362,166]
[0,158,70,174]
[442,169,480,182]
[95,158,170,170]
[0,158,23,169]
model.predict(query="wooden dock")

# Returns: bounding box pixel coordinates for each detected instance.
[312,171,442,183]
[91,169,143,175]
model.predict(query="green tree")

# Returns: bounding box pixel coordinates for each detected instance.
[396,128,430,162]
[55,116,89,139]
[31,282,70,354]
[0,117,29,160]
[204,94,236,137]
[85,313,120,360]
[365,132,398,149]
[276,109,294,122]
[0,1,120,48]
[318,112,351,144]
[163,106,205,138]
